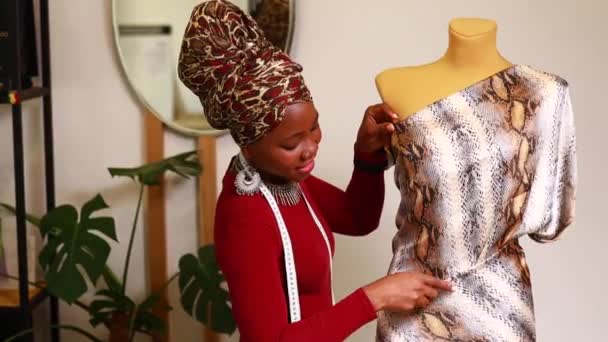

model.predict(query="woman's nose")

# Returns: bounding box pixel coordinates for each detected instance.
[302,150,313,160]
[301,141,317,160]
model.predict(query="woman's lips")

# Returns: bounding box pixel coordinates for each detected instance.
[297,160,315,173]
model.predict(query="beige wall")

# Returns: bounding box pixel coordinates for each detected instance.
[0,0,605,341]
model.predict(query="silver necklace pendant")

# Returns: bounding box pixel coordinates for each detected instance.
[234,153,261,196]
[235,169,261,196]
[233,153,301,206]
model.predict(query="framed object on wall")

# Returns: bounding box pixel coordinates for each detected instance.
[0,0,38,92]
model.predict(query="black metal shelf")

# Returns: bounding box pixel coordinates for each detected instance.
[1,0,59,340]
[0,87,50,104]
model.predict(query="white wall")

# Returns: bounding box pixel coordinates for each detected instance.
[0,0,605,341]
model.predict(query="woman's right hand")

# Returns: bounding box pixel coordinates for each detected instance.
[362,272,453,313]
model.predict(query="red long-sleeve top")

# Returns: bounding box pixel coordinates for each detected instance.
[214,150,386,341]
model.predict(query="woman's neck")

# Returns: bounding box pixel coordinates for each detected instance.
[259,171,291,185]
[235,154,292,185]
[441,18,511,69]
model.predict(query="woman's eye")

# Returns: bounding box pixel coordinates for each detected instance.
[281,144,297,151]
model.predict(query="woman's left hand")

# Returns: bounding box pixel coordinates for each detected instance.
[355,103,399,154]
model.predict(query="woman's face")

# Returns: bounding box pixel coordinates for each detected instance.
[243,102,322,183]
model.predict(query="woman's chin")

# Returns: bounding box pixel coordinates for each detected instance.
[295,173,312,182]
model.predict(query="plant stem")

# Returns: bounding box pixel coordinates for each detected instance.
[4,324,105,342]
[160,272,179,293]
[122,184,144,294]
[126,273,179,341]
[102,266,122,292]
[0,219,6,275]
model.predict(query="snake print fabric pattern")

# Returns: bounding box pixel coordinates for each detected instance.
[377,65,577,342]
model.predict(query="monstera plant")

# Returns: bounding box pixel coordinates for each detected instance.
[0,151,235,342]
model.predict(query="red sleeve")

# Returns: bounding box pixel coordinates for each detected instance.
[215,213,377,341]
[304,146,387,236]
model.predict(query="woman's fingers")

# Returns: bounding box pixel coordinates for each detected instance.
[366,103,398,124]
[421,285,440,300]
[381,103,399,122]
[415,294,431,309]
[423,275,453,292]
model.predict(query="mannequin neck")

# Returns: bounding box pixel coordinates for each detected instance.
[442,18,511,69]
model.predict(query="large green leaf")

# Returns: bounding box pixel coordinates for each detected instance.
[108,150,201,186]
[178,245,235,334]
[39,194,117,303]
[0,201,122,293]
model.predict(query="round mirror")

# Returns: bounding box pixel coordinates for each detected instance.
[112,0,296,136]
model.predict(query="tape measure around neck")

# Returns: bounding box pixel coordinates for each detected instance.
[259,183,334,323]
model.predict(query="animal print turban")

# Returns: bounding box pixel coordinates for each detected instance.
[178,0,312,146]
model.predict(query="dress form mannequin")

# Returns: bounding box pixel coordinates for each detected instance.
[375,18,577,342]
[376,18,512,120]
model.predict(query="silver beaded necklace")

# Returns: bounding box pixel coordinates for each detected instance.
[265,181,301,207]
[233,153,302,207]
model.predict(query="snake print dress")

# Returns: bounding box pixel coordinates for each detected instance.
[377,65,577,342]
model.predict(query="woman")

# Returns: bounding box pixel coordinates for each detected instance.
[178,1,452,341]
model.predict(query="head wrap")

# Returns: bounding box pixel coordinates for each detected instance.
[178,0,312,146]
